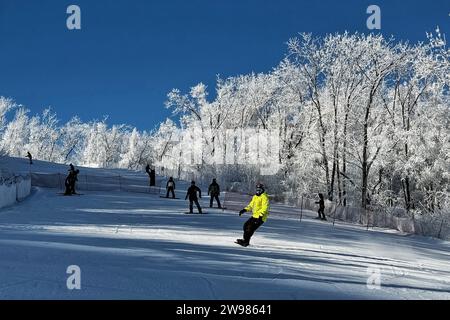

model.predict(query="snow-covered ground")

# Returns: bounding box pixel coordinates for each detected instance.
[0,157,449,299]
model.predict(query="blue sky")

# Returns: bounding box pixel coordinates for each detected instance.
[0,0,448,131]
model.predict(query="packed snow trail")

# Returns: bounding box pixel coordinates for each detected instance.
[0,185,449,299]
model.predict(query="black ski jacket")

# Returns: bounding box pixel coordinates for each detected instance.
[186,186,201,200]
[167,179,176,189]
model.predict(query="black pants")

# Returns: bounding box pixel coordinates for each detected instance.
[149,171,156,186]
[166,187,175,198]
[64,181,72,195]
[209,194,221,208]
[318,208,326,219]
[243,217,264,244]
[189,199,202,213]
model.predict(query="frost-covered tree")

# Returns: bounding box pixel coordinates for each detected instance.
[1,108,30,157]
[0,97,16,132]
[59,117,87,163]
[156,30,449,229]
[27,108,61,162]
[120,128,154,170]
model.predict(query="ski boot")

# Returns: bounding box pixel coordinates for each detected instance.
[235,239,249,247]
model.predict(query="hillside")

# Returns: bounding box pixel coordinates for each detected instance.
[0,156,449,299]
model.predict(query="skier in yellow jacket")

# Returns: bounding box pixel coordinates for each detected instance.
[236,183,269,247]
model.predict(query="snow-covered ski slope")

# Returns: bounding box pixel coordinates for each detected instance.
[0,157,449,299]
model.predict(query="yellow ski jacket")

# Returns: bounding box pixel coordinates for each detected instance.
[245,192,270,222]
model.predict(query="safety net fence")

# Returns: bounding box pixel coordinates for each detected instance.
[31,172,163,195]
[30,172,449,239]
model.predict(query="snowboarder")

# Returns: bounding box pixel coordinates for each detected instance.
[316,193,326,220]
[208,178,222,208]
[64,164,75,195]
[145,164,156,186]
[166,177,176,198]
[185,181,202,214]
[64,176,72,195]
[64,164,79,195]
[236,183,269,247]
[71,169,80,194]
[26,152,33,165]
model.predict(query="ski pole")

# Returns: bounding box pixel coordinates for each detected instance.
[300,195,303,222]
[332,204,336,226]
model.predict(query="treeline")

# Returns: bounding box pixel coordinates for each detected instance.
[1,31,449,222]
[160,31,449,220]
[0,98,157,170]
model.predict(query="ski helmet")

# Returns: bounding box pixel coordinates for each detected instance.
[256,183,265,195]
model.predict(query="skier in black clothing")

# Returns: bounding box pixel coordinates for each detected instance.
[26,152,33,165]
[71,169,80,194]
[185,181,202,214]
[64,174,73,195]
[316,193,326,220]
[208,178,221,208]
[166,177,176,198]
[64,164,79,195]
[64,164,75,195]
[145,164,156,186]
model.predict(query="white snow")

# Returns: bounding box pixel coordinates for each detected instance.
[0,156,449,299]
[0,170,31,209]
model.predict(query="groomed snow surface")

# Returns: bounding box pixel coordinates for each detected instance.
[0,157,449,299]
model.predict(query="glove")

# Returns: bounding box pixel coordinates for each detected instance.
[239,209,247,216]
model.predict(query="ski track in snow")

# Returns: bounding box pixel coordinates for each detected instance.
[0,158,449,299]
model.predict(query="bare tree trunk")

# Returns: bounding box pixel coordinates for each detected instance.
[404,175,412,213]
[316,105,331,200]
[336,156,342,205]
[330,98,339,201]
[342,110,349,207]
[361,99,371,209]
[402,111,412,213]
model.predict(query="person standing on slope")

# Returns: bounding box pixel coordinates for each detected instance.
[64,173,73,195]
[64,164,80,195]
[208,178,222,208]
[70,168,80,194]
[64,164,77,195]
[166,177,176,198]
[316,193,326,221]
[145,164,156,187]
[26,151,33,165]
[185,181,202,214]
[236,183,269,247]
